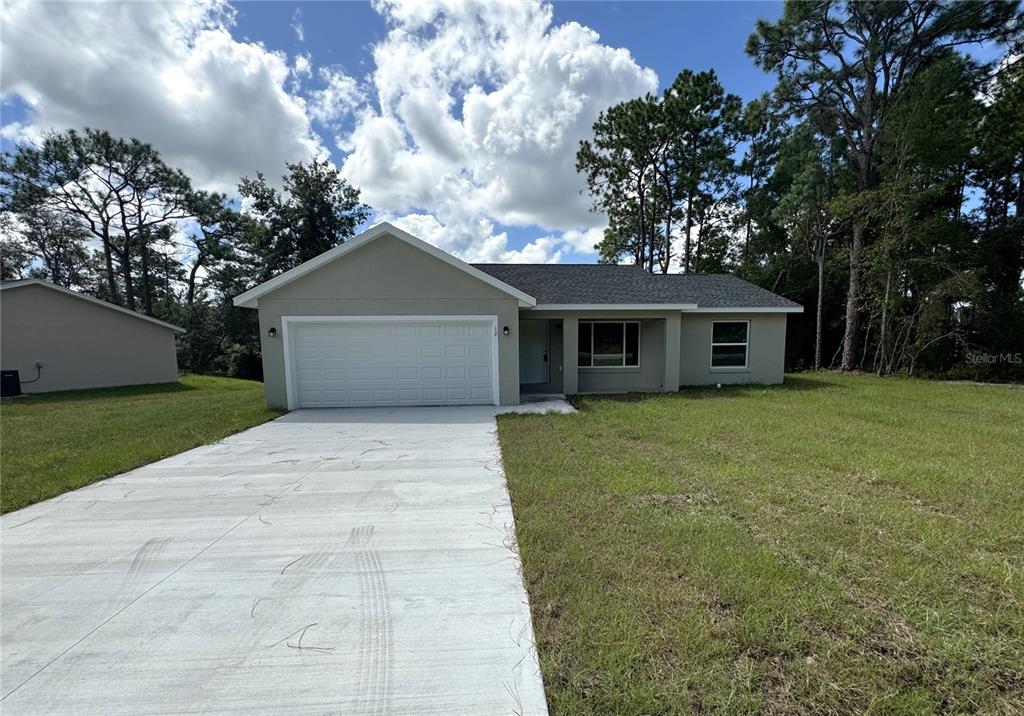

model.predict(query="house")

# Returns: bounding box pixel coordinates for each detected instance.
[0,279,183,394]
[234,222,802,410]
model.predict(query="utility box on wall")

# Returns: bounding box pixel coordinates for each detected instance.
[1,370,22,397]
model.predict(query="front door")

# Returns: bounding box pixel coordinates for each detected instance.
[519,320,548,384]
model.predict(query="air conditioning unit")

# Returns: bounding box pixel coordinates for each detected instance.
[1,370,22,397]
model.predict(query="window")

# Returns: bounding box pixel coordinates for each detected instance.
[711,321,749,368]
[578,321,640,367]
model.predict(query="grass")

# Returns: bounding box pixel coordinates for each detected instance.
[1,374,281,513]
[497,373,1024,714]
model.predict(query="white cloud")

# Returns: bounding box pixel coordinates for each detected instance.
[0,0,322,193]
[558,227,606,254]
[292,52,313,81]
[383,212,564,263]
[2,0,655,263]
[309,67,365,126]
[292,8,305,42]
[342,0,657,260]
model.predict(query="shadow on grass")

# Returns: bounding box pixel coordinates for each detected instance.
[569,373,840,409]
[1,381,197,406]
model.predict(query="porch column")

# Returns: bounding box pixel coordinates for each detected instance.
[663,312,681,393]
[562,316,578,394]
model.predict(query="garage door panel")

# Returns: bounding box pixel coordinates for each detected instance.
[289,319,495,408]
[421,366,443,379]
[468,386,492,400]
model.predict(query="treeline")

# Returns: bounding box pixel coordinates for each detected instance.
[2,2,1021,384]
[578,1,1023,380]
[1,128,368,378]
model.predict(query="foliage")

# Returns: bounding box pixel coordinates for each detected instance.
[238,158,369,278]
[578,1,1022,380]
[747,0,1022,370]
[1,133,371,379]
[577,70,743,273]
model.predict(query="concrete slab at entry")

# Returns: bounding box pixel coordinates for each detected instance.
[0,406,549,715]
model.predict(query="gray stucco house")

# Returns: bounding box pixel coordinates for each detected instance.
[234,222,802,410]
[0,279,183,394]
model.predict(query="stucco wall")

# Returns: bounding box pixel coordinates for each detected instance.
[679,312,787,386]
[254,233,521,409]
[0,284,179,393]
[527,309,677,394]
[578,318,666,393]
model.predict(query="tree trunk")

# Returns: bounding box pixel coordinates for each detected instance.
[840,224,863,371]
[140,229,153,316]
[694,219,704,273]
[119,234,136,311]
[637,182,649,273]
[101,225,119,304]
[814,249,824,370]
[683,188,694,273]
[876,266,892,375]
[841,220,865,371]
[187,253,204,305]
[660,191,673,274]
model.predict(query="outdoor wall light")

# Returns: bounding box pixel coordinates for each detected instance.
[503,326,510,336]
[267,327,277,338]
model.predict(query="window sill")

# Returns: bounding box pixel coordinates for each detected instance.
[710,367,750,373]
[579,366,641,373]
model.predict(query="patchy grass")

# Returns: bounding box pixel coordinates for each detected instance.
[498,373,1024,714]
[1,375,281,513]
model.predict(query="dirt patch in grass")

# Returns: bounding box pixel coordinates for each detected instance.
[636,492,720,508]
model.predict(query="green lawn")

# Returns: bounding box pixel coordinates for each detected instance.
[497,374,1023,714]
[1,375,281,513]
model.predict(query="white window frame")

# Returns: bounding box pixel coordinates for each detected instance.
[578,320,641,369]
[710,320,750,371]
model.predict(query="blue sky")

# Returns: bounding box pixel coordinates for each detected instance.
[2,1,784,264]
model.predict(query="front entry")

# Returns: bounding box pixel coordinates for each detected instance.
[519,319,548,385]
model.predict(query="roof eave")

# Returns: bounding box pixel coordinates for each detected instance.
[1,279,186,331]
[232,222,537,309]
[529,303,699,311]
[682,306,804,313]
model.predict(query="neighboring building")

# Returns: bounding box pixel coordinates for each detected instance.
[234,222,802,410]
[0,279,183,394]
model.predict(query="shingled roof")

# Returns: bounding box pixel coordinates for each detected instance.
[471,264,802,310]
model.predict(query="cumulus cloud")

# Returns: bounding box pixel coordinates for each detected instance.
[1,0,652,262]
[0,0,322,192]
[383,212,565,264]
[342,0,656,260]
[309,67,366,126]
[292,52,313,81]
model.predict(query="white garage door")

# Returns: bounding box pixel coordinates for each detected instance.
[287,318,497,408]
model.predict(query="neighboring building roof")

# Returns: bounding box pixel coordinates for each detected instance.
[233,222,537,309]
[0,279,186,332]
[472,264,803,312]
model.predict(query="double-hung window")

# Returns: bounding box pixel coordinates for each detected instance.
[578,321,640,368]
[711,321,749,369]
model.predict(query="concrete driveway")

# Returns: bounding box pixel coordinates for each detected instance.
[1,405,563,714]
